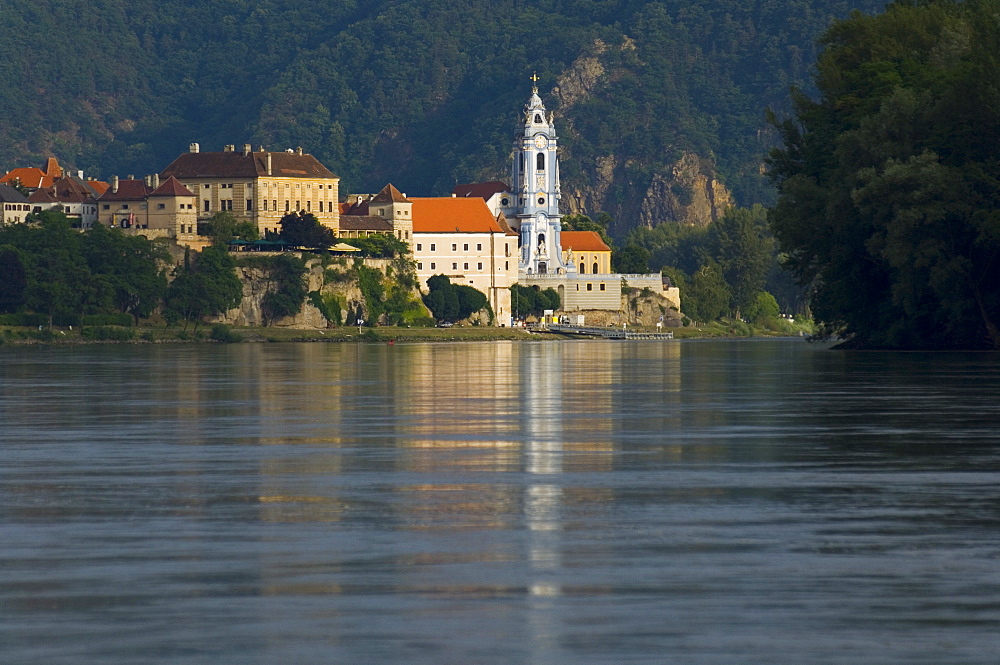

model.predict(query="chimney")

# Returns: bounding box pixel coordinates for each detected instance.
[224,144,234,152]
[111,176,119,193]
[144,175,152,188]
[152,174,160,189]
[452,193,457,197]
[296,146,303,156]
[77,170,84,179]
[189,142,199,153]
[127,174,134,180]
[266,153,272,176]
[243,144,251,156]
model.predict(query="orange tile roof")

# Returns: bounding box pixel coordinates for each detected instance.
[0,167,54,189]
[410,197,506,234]
[561,230,610,252]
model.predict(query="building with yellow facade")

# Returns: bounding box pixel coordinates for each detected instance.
[159,143,340,237]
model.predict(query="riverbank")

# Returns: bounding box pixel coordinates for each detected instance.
[0,318,812,345]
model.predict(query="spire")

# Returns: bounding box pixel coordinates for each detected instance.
[524,73,547,126]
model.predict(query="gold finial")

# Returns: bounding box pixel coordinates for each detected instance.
[530,72,540,84]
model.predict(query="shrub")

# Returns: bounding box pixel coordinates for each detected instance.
[81,313,133,327]
[210,324,241,343]
[81,326,136,341]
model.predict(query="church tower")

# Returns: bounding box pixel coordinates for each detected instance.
[510,76,569,275]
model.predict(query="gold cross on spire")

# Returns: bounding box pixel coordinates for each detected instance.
[530,72,539,84]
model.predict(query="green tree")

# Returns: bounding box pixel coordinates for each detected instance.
[165,245,242,329]
[0,245,27,313]
[745,291,781,325]
[685,261,731,323]
[278,211,335,249]
[259,255,308,325]
[711,205,774,317]
[81,224,169,324]
[768,0,1000,349]
[203,211,259,244]
[341,234,409,258]
[612,244,651,274]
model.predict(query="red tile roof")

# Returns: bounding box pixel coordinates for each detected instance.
[340,198,370,215]
[339,215,393,232]
[370,183,409,203]
[452,181,510,199]
[149,176,195,197]
[27,177,98,204]
[160,150,337,180]
[411,197,506,234]
[99,180,153,201]
[561,231,610,252]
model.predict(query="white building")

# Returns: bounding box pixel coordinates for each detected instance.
[411,196,519,325]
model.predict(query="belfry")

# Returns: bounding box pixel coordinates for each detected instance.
[503,77,571,275]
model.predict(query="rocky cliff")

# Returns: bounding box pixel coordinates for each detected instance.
[553,41,735,237]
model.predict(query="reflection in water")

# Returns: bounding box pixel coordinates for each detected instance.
[2,340,999,665]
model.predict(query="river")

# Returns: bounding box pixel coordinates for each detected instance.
[1,339,998,664]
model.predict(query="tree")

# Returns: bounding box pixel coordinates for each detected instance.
[203,211,259,243]
[260,255,308,325]
[684,261,730,322]
[745,291,781,325]
[165,245,243,329]
[341,234,409,258]
[278,211,335,249]
[0,245,27,313]
[711,205,773,317]
[422,274,489,323]
[612,244,651,274]
[768,0,1000,349]
[81,224,169,324]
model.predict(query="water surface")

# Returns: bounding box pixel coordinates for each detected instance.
[2,340,998,664]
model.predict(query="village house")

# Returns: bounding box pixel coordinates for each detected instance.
[0,184,31,225]
[97,175,198,244]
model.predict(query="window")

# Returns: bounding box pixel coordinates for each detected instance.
[204,200,210,211]
[157,203,165,210]
[452,263,458,270]
[122,204,129,210]
[505,261,509,270]
[477,262,482,270]
[537,153,545,171]
[534,113,542,123]
[476,243,482,251]
[463,243,469,251]
[203,184,210,189]
[247,200,253,211]
[295,201,300,210]
[538,197,545,205]
[272,200,277,211]
[319,201,324,212]
[430,263,435,269]
[593,262,599,274]
[463,263,469,270]
[451,244,457,251]
[430,243,436,251]
[285,201,290,211]
[306,201,311,212]
[600,283,606,291]
[579,263,585,274]
[587,283,593,291]
[416,244,422,251]
[221,200,233,211]
[102,204,110,210]
[417,262,423,270]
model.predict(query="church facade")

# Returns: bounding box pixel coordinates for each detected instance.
[456,81,679,319]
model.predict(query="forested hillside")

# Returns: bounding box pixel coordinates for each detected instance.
[1,0,885,236]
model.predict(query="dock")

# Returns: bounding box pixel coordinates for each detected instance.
[545,324,674,340]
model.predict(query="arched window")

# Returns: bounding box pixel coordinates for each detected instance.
[534,114,542,123]
[593,262,599,274]
[579,262,585,274]
[536,153,545,171]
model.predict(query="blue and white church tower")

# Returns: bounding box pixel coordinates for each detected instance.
[509,78,571,276]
